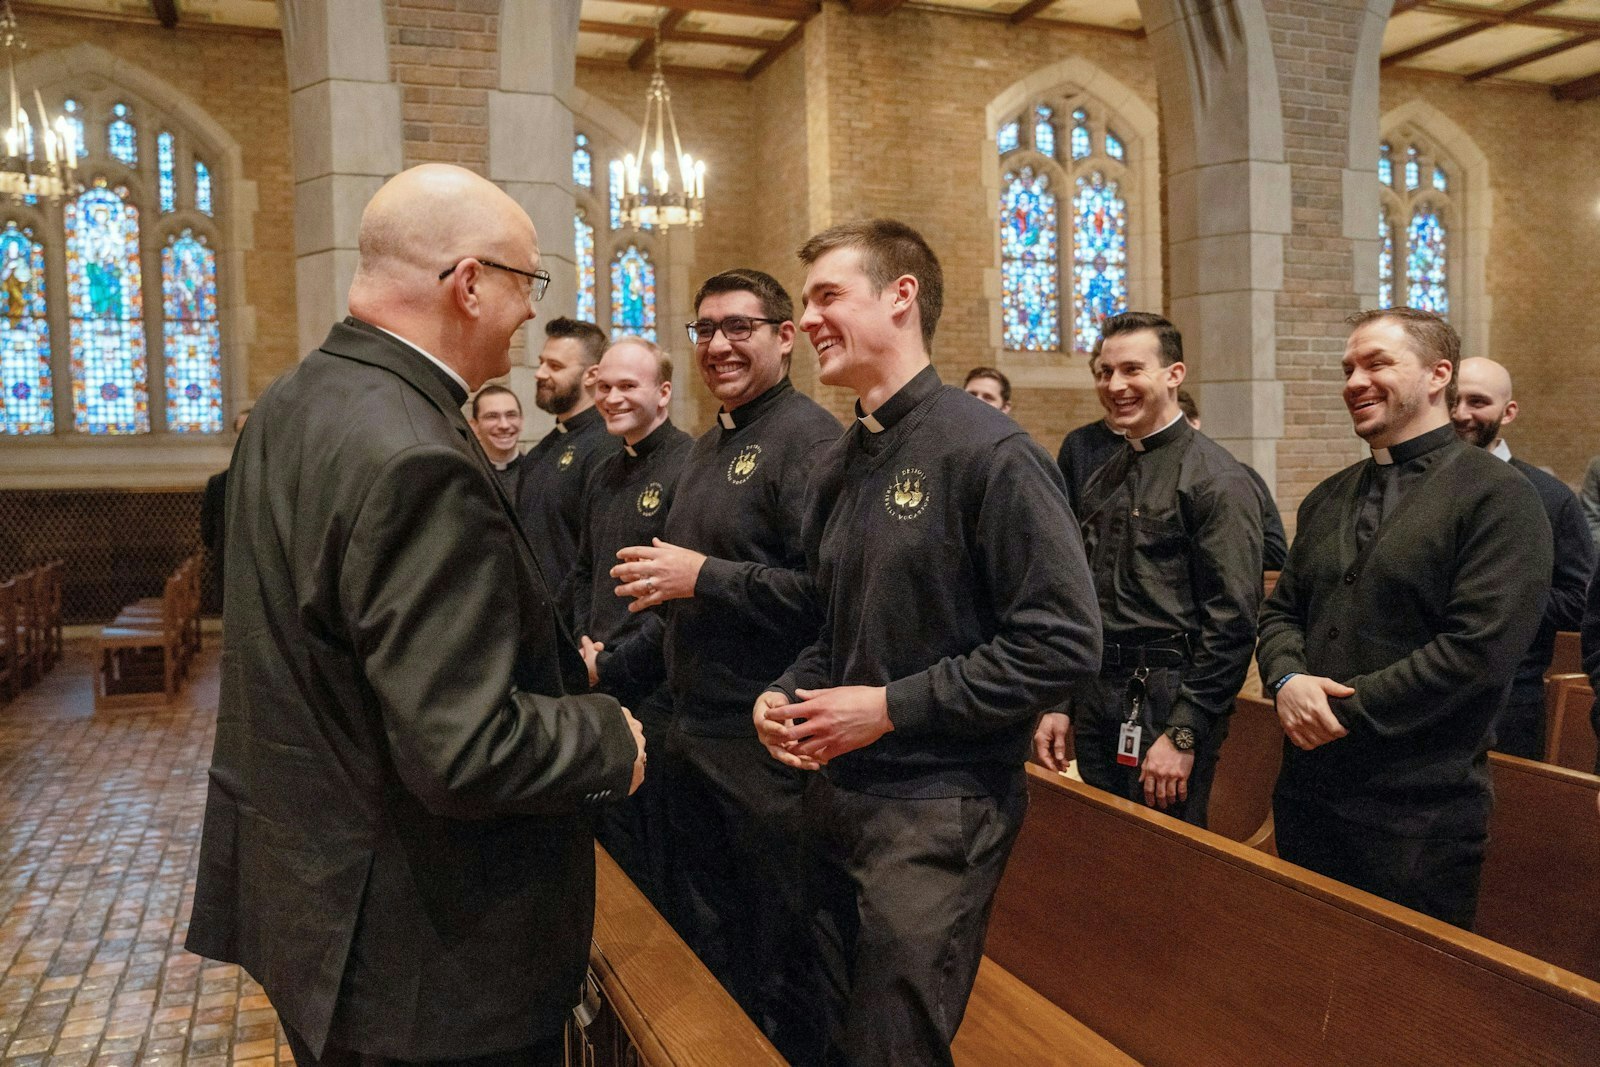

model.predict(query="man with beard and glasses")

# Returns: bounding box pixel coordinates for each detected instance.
[516,317,621,612]
[1451,356,1592,759]
[1258,308,1549,929]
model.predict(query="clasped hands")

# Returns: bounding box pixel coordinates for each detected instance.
[752,686,893,771]
[1274,674,1353,751]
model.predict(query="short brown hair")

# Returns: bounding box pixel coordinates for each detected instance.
[1093,311,1183,368]
[608,335,673,387]
[694,268,794,323]
[470,383,520,419]
[798,219,943,349]
[1346,307,1459,404]
[964,366,1011,404]
[544,317,607,365]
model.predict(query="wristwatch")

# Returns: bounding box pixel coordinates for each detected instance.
[1164,726,1196,752]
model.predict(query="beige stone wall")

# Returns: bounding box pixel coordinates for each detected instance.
[385,0,499,173]
[24,14,296,397]
[1379,71,1600,487]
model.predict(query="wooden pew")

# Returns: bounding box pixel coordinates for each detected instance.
[1548,630,1582,679]
[1544,673,1597,774]
[94,572,187,709]
[1476,754,1600,985]
[1206,693,1282,846]
[987,765,1600,1065]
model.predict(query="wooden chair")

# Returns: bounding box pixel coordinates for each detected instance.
[94,574,185,709]
[39,559,63,668]
[1544,673,1598,774]
[11,568,42,689]
[0,579,16,702]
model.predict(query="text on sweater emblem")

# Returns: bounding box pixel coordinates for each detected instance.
[885,468,929,520]
[728,444,762,485]
[637,482,664,516]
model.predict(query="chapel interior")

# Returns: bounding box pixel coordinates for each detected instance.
[0,1,1598,1063]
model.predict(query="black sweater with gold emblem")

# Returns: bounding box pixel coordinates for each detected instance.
[772,365,1103,798]
[571,419,692,704]
[516,405,622,615]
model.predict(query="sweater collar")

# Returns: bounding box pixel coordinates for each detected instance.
[718,377,794,431]
[623,418,677,458]
[856,364,940,434]
[556,404,603,435]
[1370,422,1455,466]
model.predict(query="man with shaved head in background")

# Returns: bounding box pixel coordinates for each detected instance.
[185,165,645,1066]
[1451,356,1593,758]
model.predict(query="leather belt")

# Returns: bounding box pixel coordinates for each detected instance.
[1101,635,1192,671]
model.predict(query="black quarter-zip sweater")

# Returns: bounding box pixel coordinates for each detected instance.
[772,365,1103,798]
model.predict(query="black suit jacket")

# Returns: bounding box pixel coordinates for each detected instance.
[185,319,636,1059]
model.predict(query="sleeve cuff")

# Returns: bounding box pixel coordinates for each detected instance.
[885,674,935,737]
[694,555,737,605]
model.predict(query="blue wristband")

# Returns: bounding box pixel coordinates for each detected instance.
[1272,672,1301,693]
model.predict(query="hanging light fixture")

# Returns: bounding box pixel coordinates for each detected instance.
[0,0,78,203]
[620,26,705,232]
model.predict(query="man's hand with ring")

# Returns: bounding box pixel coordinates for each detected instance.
[612,538,705,613]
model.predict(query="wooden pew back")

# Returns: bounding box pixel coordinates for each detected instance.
[986,766,1600,1066]
[1549,630,1582,679]
[1476,753,1600,984]
[1206,694,1281,845]
[1545,674,1597,774]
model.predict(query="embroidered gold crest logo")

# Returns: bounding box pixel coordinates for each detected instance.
[884,468,929,520]
[637,481,664,517]
[727,444,762,485]
[558,446,576,470]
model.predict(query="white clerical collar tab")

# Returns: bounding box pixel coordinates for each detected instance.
[624,444,638,457]
[1372,447,1394,465]
[1490,438,1512,462]
[860,413,885,434]
[1129,436,1146,453]
[555,421,569,434]
[719,412,737,430]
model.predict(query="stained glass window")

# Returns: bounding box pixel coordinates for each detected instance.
[0,222,52,435]
[61,99,83,160]
[1404,145,1419,191]
[1432,166,1447,192]
[1377,205,1393,309]
[195,160,213,215]
[66,182,148,434]
[1000,167,1058,352]
[997,120,1019,155]
[1407,207,1448,316]
[1378,142,1392,187]
[609,159,625,230]
[1070,108,1091,161]
[1034,105,1056,159]
[157,132,176,213]
[1105,131,1124,162]
[109,103,137,165]
[1072,172,1128,354]
[610,245,656,342]
[575,211,596,325]
[161,231,222,433]
[574,133,593,189]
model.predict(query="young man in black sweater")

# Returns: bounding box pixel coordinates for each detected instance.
[1258,309,1550,929]
[755,220,1102,1067]
[606,269,841,1060]
[572,337,692,910]
[1451,356,1593,759]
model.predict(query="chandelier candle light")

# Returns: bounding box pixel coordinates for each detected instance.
[620,27,705,232]
[0,0,78,203]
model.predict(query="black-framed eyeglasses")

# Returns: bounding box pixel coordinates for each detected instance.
[440,257,552,302]
[686,316,784,346]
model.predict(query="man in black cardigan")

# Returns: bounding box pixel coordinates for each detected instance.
[1258,308,1550,929]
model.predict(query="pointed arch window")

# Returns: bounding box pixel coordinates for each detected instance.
[1377,204,1394,310]
[575,210,596,325]
[195,161,213,215]
[1377,132,1458,319]
[66,181,148,434]
[0,222,52,435]
[573,133,593,189]
[1072,173,1128,354]
[1033,105,1055,159]
[1000,166,1058,351]
[157,132,176,212]
[162,231,222,433]
[610,245,656,342]
[108,103,137,166]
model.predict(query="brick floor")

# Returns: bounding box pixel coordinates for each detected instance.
[0,641,296,1065]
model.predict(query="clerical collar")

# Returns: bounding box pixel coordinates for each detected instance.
[718,377,793,431]
[623,418,675,458]
[1490,438,1512,462]
[372,324,469,400]
[1370,422,1456,466]
[1127,411,1187,453]
[556,405,602,436]
[490,453,520,472]
[856,364,940,434]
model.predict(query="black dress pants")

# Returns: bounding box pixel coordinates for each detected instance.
[281,1022,563,1067]
[801,773,1027,1067]
[664,721,816,1062]
[1491,697,1544,761]
[594,689,674,919]
[1273,799,1487,929]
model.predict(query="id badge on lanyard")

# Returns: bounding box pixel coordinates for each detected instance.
[1117,666,1148,767]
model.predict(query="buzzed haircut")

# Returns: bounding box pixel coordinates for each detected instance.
[544,317,608,366]
[964,366,1011,405]
[609,335,674,387]
[799,218,944,349]
[470,383,521,419]
[694,268,794,323]
[1177,389,1198,422]
[1093,311,1184,368]
[1346,306,1460,404]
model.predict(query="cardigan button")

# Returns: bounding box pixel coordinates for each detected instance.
[1343,571,1356,584]
[1328,627,1340,640]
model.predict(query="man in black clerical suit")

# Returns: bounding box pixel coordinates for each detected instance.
[756,220,1101,1067]
[1035,314,1262,828]
[1451,356,1593,759]
[185,165,644,1067]
[1258,308,1549,929]
[468,383,525,498]
[605,269,841,1061]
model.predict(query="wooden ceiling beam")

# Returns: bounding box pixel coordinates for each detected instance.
[1552,68,1600,101]
[1465,33,1599,81]
[149,0,179,29]
[578,56,746,83]
[1382,0,1564,67]
[1390,0,1429,14]
[581,19,780,51]
[628,11,684,71]
[847,0,909,12]
[647,0,820,20]
[1410,2,1600,35]
[1010,0,1058,26]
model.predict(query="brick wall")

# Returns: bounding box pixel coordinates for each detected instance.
[384,0,499,174]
